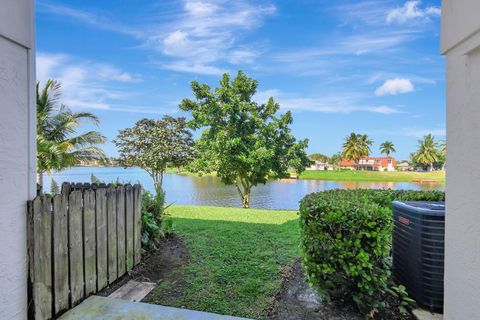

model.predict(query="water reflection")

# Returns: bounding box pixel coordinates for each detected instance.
[43,167,445,210]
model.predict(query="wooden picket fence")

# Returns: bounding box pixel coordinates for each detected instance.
[27,183,143,320]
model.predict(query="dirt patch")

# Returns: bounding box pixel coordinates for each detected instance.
[97,234,189,300]
[268,260,362,320]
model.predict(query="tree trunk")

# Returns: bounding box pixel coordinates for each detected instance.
[37,172,43,189]
[241,192,250,209]
[430,162,434,172]
[235,179,251,209]
[150,170,164,192]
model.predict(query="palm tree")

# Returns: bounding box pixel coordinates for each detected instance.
[359,134,373,156]
[37,80,106,187]
[342,133,373,169]
[412,134,440,171]
[379,141,396,157]
[439,140,446,171]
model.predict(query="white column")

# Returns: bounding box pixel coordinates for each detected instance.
[441,1,480,319]
[0,1,36,319]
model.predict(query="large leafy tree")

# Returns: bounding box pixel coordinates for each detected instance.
[379,141,396,157]
[309,153,330,163]
[114,116,195,190]
[342,133,373,169]
[37,80,106,187]
[179,71,311,208]
[330,152,343,170]
[412,134,440,171]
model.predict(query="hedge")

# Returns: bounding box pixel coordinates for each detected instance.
[299,189,445,314]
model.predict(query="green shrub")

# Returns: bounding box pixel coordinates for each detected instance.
[299,189,444,315]
[141,187,173,251]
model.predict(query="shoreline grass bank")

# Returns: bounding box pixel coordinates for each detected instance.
[298,170,445,183]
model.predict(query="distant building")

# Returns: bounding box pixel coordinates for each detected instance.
[396,162,411,171]
[306,160,335,171]
[340,157,396,171]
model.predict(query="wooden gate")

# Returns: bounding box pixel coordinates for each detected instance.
[27,183,143,319]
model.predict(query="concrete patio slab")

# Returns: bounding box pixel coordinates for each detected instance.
[59,295,251,320]
[412,308,443,320]
[108,280,156,302]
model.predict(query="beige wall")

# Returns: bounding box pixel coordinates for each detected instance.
[0,0,36,319]
[442,1,480,319]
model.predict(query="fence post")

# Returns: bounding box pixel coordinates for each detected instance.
[53,193,69,314]
[125,185,134,272]
[83,189,96,296]
[69,190,84,306]
[32,195,53,319]
[116,186,126,277]
[96,187,108,291]
[133,185,142,266]
[107,185,118,283]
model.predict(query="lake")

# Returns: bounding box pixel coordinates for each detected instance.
[42,167,445,210]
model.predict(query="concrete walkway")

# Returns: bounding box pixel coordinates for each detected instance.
[59,295,251,320]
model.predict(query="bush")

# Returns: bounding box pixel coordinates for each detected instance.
[299,189,444,316]
[141,187,173,251]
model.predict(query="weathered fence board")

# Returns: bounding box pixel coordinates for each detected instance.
[116,186,126,277]
[53,193,69,314]
[96,188,108,290]
[125,185,134,272]
[133,184,142,265]
[33,196,52,320]
[69,190,84,306]
[28,183,142,320]
[107,186,117,283]
[83,189,97,296]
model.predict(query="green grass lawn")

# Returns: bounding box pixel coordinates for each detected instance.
[298,170,445,183]
[145,205,300,319]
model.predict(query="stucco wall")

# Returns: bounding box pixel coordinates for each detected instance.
[0,0,35,319]
[442,1,480,319]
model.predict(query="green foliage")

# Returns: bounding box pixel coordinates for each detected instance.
[298,169,445,182]
[145,205,299,319]
[329,152,343,167]
[379,141,396,157]
[342,133,373,167]
[309,153,330,162]
[179,71,312,208]
[299,189,445,316]
[90,173,101,184]
[36,80,106,185]
[114,116,195,189]
[386,284,416,315]
[50,178,60,195]
[141,187,173,251]
[411,134,441,171]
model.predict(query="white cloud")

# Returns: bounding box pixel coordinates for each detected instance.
[36,52,165,114]
[37,1,141,37]
[386,1,441,24]
[161,61,228,76]
[375,78,414,96]
[254,89,401,114]
[229,49,257,64]
[146,0,275,74]
[96,65,142,83]
[184,1,219,16]
[401,128,446,137]
[39,1,274,75]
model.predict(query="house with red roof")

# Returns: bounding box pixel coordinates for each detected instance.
[339,157,396,171]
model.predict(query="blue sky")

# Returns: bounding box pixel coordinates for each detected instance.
[36,0,445,160]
